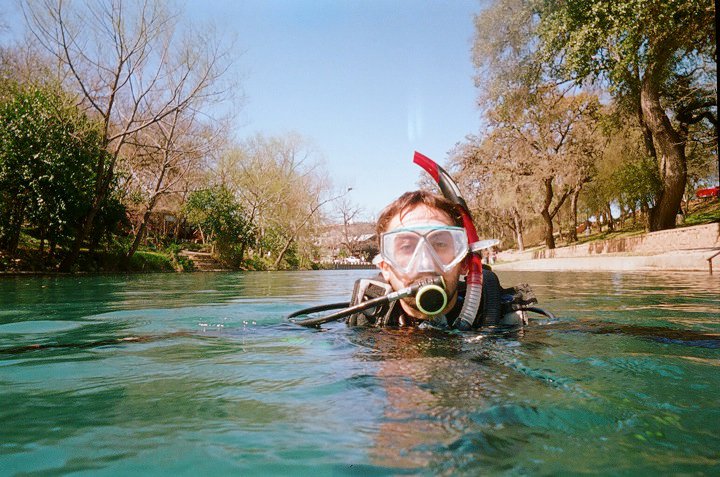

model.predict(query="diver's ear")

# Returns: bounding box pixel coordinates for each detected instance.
[378,260,393,282]
[371,254,383,268]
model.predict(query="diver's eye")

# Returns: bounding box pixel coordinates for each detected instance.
[428,232,457,263]
[429,232,452,250]
[395,238,418,254]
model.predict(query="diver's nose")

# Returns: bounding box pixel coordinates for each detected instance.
[415,245,437,273]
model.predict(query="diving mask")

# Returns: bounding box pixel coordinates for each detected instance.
[380,225,469,276]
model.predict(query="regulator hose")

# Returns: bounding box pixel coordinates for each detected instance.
[289,277,446,328]
[524,307,557,320]
[413,151,483,330]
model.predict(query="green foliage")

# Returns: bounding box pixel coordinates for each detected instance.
[538,0,715,232]
[164,244,195,272]
[538,0,713,93]
[127,251,175,272]
[256,227,284,255]
[184,186,255,266]
[469,0,716,243]
[0,83,112,253]
[611,155,662,211]
[684,201,720,225]
[90,187,128,248]
[584,115,662,218]
[243,256,272,271]
[282,243,301,269]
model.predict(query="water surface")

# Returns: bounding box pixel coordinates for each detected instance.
[1,270,719,475]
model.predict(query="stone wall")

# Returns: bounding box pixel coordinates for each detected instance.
[500,223,720,261]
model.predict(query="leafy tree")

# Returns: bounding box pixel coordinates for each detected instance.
[456,86,604,248]
[124,107,223,260]
[470,0,607,249]
[587,112,662,227]
[184,187,255,267]
[0,83,110,256]
[537,0,716,230]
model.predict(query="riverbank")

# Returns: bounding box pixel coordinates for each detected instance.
[493,222,720,272]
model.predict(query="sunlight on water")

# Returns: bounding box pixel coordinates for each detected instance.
[1,270,718,475]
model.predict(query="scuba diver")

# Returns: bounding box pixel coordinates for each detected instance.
[289,152,547,329]
[343,189,535,329]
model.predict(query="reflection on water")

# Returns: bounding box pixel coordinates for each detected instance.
[0,270,718,475]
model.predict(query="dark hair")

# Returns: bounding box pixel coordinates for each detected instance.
[376,190,463,237]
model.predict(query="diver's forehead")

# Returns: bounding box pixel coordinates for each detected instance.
[387,205,454,231]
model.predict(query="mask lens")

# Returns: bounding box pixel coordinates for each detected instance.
[427,229,460,265]
[388,232,420,268]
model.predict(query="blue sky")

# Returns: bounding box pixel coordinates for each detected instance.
[3,0,487,219]
[189,0,486,218]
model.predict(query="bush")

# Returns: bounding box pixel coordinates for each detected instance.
[128,251,175,272]
[243,256,271,271]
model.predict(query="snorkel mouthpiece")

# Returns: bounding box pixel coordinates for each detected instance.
[414,278,447,316]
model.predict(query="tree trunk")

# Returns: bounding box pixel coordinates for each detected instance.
[1,196,27,255]
[173,218,183,240]
[59,202,100,272]
[541,210,555,249]
[512,208,524,252]
[59,162,117,272]
[274,237,294,269]
[640,65,687,231]
[127,209,152,259]
[568,187,581,243]
[605,203,615,232]
[541,178,556,249]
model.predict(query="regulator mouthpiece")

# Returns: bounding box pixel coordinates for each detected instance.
[414,278,447,316]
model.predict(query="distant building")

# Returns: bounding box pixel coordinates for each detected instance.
[315,222,377,263]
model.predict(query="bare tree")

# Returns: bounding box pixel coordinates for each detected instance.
[124,107,226,258]
[495,88,603,249]
[22,0,236,270]
[217,133,336,269]
[334,195,364,256]
[450,135,535,251]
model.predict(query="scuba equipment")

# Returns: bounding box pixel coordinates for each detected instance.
[414,279,447,316]
[412,151,483,331]
[380,225,469,276]
[289,276,446,328]
[343,268,550,328]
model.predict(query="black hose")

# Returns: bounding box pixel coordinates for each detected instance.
[524,307,556,320]
[286,303,350,320]
[289,277,445,328]
[290,293,393,327]
[480,268,502,326]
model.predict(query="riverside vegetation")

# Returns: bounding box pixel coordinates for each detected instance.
[2,198,717,274]
[0,0,716,273]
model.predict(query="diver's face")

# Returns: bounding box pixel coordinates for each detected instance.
[379,205,466,320]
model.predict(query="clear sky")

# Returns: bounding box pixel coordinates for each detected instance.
[188,0,486,219]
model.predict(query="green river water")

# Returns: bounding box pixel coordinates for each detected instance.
[1,270,718,475]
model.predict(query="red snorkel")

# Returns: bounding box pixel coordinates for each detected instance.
[413,151,483,330]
